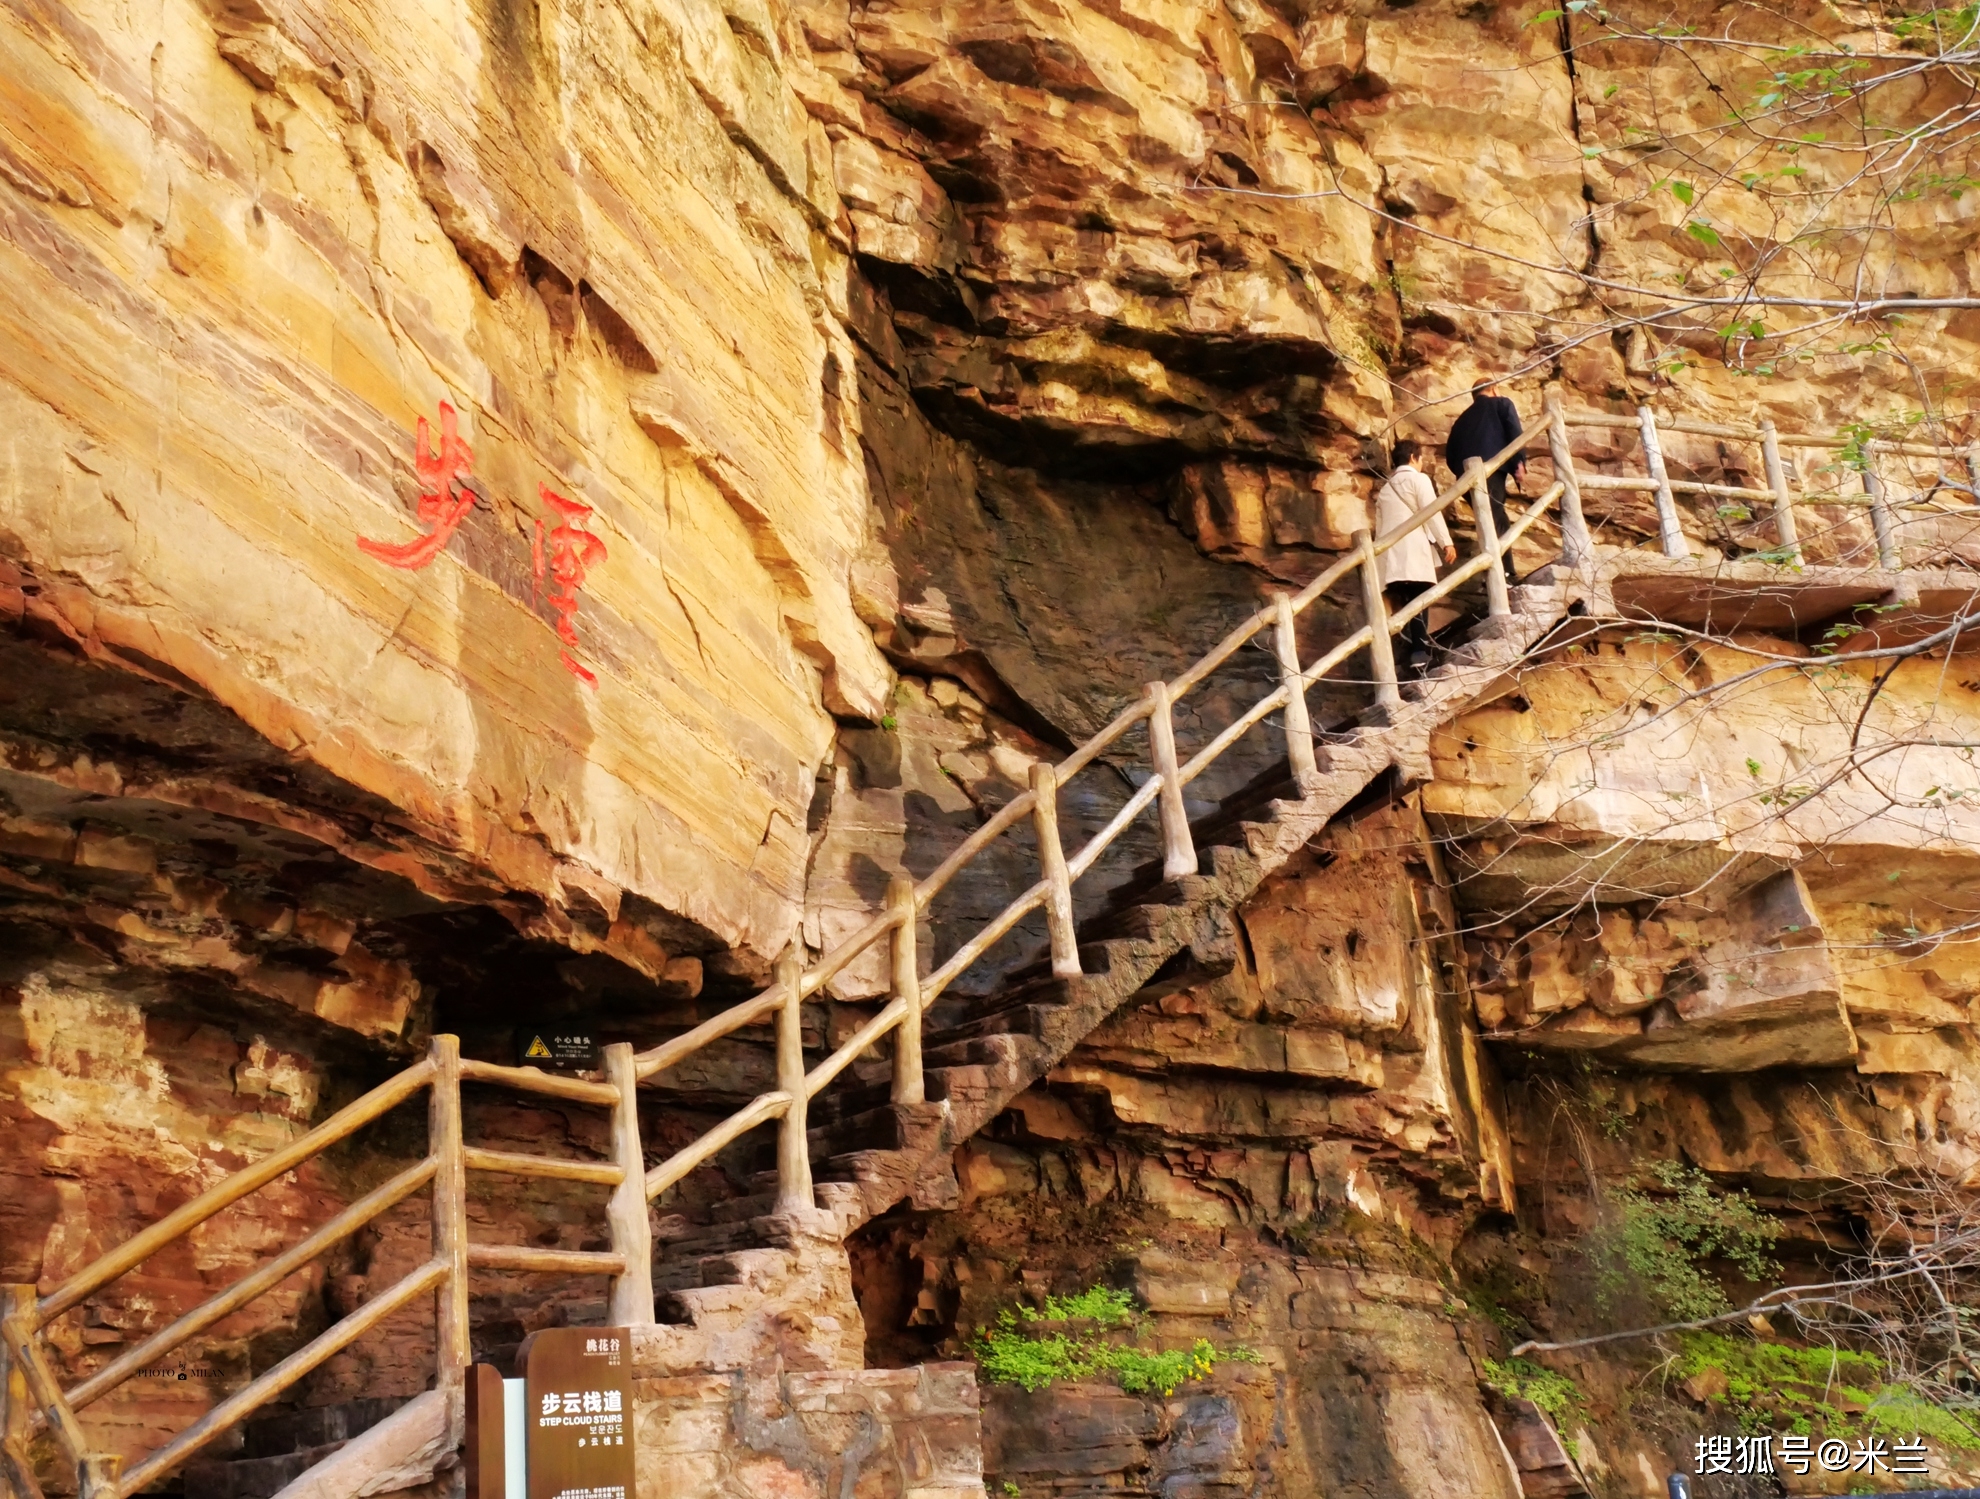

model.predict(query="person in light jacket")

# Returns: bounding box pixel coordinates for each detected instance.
[1373,439,1455,675]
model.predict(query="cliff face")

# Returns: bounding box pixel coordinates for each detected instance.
[4,0,1980,1489]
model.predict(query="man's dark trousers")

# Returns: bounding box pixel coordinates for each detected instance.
[1445,392,1526,585]
[1385,581,1434,672]
[1476,474,1517,587]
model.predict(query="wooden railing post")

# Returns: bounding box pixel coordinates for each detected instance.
[1463,459,1511,618]
[1,1285,35,1499]
[1144,682,1197,882]
[1864,462,1901,569]
[1354,529,1402,710]
[6,1298,98,1485]
[602,1043,653,1326]
[774,946,814,1211]
[427,1035,469,1431]
[1759,419,1800,560]
[887,877,928,1104]
[78,1454,120,1499]
[1270,593,1319,788]
[1029,763,1082,978]
[1638,406,1687,558]
[1544,388,1590,567]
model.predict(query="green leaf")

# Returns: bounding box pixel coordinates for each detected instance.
[1524,7,1564,22]
[1746,757,1763,777]
[1668,180,1696,206]
[1685,220,1721,247]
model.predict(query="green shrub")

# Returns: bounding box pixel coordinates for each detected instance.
[1017,1286,1138,1327]
[973,1327,1098,1392]
[1674,1332,1980,1449]
[1484,1357,1589,1435]
[1591,1163,1781,1321]
[972,1287,1259,1396]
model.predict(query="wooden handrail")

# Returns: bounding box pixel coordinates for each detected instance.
[459,1058,618,1106]
[0,1313,88,1470]
[61,1158,439,1416]
[630,417,1554,1091]
[11,1010,686,1499]
[774,946,815,1211]
[111,1259,448,1499]
[462,1147,623,1185]
[31,1059,436,1330]
[1388,485,1563,634]
[634,986,789,1082]
[644,1090,792,1201]
[921,880,1051,1006]
[603,1042,654,1326]
[1577,474,1777,503]
[463,1246,626,1275]
[1562,408,1970,456]
[1555,399,1979,569]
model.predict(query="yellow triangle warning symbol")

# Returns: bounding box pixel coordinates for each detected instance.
[524,1035,553,1059]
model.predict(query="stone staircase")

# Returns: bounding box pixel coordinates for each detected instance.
[642,574,1591,1367]
[181,1399,411,1499]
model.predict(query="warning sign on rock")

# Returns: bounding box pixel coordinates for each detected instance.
[522,1327,634,1499]
[518,1031,598,1071]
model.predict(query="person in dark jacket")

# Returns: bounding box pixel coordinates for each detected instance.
[1443,378,1526,582]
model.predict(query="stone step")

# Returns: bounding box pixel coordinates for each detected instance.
[655,1223,770,1287]
[184,1441,349,1499]
[800,1099,947,1162]
[730,1173,866,1219]
[238,1398,406,1460]
[801,1076,930,1127]
[179,1397,408,1499]
[927,1001,1063,1046]
[923,960,1124,1035]
[655,1279,756,1328]
[920,1031,1047,1073]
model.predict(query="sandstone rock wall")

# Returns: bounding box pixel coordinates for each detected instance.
[12,0,1976,1006]
[0,0,885,976]
[980,1268,1520,1499]
[6,0,1980,1489]
[860,751,1980,1498]
[1424,627,1980,1179]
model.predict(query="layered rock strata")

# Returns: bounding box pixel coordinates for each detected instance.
[4,0,1980,1490]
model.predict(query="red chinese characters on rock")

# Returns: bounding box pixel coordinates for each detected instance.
[355,402,612,688]
[533,485,609,686]
[357,401,477,570]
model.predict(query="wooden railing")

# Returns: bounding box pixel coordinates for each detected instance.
[0,1038,652,1499]
[1551,391,1980,567]
[619,415,1573,1220]
[0,410,1566,1499]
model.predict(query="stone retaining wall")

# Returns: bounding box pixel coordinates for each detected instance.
[634,1363,986,1499]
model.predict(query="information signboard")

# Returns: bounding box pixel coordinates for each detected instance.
[521,1327,634,1499]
